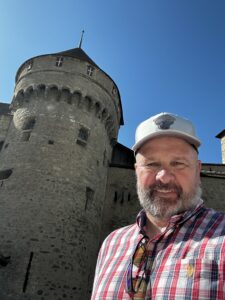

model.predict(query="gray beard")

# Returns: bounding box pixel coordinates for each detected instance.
[137,181,202,220]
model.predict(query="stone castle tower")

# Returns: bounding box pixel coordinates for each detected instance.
[0,47,124,299]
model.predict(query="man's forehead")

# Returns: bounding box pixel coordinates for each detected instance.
[137,153,190,162]
[135,136,199,162]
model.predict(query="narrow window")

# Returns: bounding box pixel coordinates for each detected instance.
[114,192,118,203]
[78,127,89,141]
[77,126,90,146]
[0,141,4,152]
[128,193,131,202]
[112,86,117,95]
[87,65,94,76]
[56,57,64,67]
[27,60,33,71]
[85,187,95,210]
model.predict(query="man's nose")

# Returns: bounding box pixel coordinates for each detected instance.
[155,168,175,184]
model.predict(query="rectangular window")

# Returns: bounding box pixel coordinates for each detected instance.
[27,60,33,71]
[0,141,4,152]
[76,126,90,146]
[85,187,95,210]
[87,65,94,76]
[112,86,117,95]
[56,57,64,67]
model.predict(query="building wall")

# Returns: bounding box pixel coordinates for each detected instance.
[101,166,140,240]
[0,113,12,145]
[201,163,225,212]
[201,176,225,211]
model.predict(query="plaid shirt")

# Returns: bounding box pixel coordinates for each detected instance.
[91,202,225,299]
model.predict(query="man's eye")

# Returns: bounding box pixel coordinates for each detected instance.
[145,162,160,168]
[172,161,186,168]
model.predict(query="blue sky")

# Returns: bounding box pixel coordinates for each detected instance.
[0,0,225,163]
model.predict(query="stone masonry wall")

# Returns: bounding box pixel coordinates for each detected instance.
[201,176,225,212]
[102,166,141,240]
[0,114,12,142]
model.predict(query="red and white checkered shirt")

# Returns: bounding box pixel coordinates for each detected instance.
[91,202,225,299]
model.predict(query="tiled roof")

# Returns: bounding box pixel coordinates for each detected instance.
[53,48,99,68]
[216,129,225,139]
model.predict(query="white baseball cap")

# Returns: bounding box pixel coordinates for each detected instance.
[132,112,201,153]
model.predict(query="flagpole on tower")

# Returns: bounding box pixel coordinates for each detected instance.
[78,30,85,48]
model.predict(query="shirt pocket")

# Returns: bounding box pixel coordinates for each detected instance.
[152,259,225,299]
[177,258,221,281]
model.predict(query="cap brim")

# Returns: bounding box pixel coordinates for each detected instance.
[132,130,201,152]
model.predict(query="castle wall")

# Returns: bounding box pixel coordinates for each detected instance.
[201,176,225,212]
[102,166,140,240]
[0,51,121,300]
[0,113,12,142]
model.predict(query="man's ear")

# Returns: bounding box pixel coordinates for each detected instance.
[197,160,202,174]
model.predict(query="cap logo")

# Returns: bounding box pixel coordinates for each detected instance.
[154,114,175,129]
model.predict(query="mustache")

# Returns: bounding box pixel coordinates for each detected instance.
[148,183,182,197]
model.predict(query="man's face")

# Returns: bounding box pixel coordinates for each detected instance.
[135,136,202,220]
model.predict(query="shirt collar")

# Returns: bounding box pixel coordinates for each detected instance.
[136,200,205,235]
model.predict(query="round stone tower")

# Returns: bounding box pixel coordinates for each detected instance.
[0,47,123,299]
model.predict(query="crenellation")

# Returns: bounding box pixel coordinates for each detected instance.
[101,108,108,121]
[36,84,47,99]
[14,89,25,108]
[105,116,114,132]
[94,101,101,118]
[10,83,120,148]
[72,91,82,107]
[60,88,71,103]
[46,85,60,101]
[83,96,93,112]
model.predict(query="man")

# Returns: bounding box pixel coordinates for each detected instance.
[91,112,225,300]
